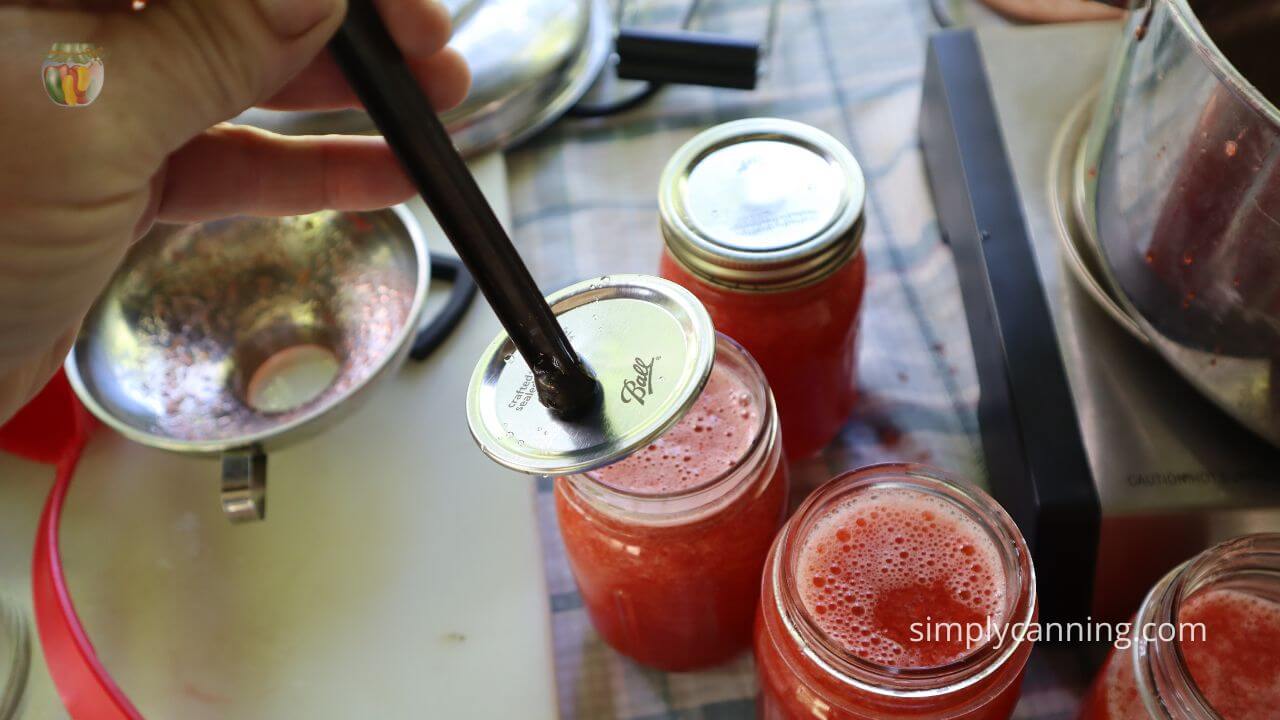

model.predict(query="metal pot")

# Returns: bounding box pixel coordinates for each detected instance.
[239,0,611,157]
[1082,0,1280,446]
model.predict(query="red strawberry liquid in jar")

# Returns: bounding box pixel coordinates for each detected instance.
[555,334,789,671]
[755,464,1037,719]
[658,119,867,460]
[1080,534,1280,720]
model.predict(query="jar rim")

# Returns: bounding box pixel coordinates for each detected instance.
[770,463,1037,701]
[1132,533,1280,720]
[564,333,779,515]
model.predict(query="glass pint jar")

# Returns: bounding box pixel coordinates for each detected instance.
[554,334,790,671]
[1079,533,1280,720]
[658,119,867,460]
[755,464,1037,720]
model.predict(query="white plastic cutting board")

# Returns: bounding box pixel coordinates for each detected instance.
[0,154,559,720]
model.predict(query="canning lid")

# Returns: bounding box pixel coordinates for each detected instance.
[659,118,866,291]
[466,274,715,475]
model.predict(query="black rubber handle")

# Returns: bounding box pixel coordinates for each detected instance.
[615,28,759,90]
[410,254,478,362]
[329,0,600,419]
[615,60,759,91]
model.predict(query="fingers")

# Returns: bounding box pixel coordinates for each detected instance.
[157,123,414,222]
[102,0,347,158]
[373,0,453,57]
[263,0,468,111]
[262,45,470,111]
[104,0,468,158]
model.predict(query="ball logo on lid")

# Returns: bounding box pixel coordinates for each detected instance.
[621,356,659,405]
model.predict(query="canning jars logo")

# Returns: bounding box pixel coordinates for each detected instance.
[43,43,105,107]
[620,357,657,405]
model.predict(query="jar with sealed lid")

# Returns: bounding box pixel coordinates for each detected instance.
[1079,533,1280,720]
[755,464,1036,719]
[658,118,867,460]
[554,333,789,671]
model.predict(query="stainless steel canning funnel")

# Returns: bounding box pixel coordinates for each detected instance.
[65,207,429,523]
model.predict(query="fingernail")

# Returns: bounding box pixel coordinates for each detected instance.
[256,0,340,37]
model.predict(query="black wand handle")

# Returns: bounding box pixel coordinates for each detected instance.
[329,0,600,418]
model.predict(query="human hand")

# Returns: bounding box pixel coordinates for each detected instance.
[0,0,469,424]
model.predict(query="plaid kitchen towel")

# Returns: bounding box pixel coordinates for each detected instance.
[505,0,1097,717]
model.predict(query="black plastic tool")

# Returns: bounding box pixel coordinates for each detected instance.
[615,28,760,90]
[330,0,600,419]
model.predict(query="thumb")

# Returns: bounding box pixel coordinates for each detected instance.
[109,0,347,157]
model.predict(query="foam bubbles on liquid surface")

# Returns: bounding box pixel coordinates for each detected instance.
[1176,588,1280,720]
[588,363,760,494]
[797,489,1008,668]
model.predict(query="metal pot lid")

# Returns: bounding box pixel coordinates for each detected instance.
[466,275,716,476]
[235,0,611,157]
